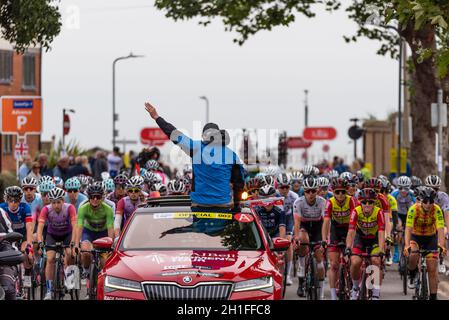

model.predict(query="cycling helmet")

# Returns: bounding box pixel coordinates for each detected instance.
[78,175,90,187]
[167,180,186,194]
[53,176,64,188]
[340,172,353,181]
[419,186,437,202]
[38,180,56,193]
[331,178,348,190]
[126,176,144,189]
[355,171,364,182]
[183,164,192,175]
[379,179,391,192]
[4,186,23,201]
[65,177,81,190]
[258,175,275,187]
[151,183,167,195]
[259,185,276,197]
[102,178,115,193]
[397,176,412,188]
[143,171,158,185]
[145,160,160,171]
[425,175,441,188]
[411,176,422,188]
[303,176,319,190]
[38,176,53,185]
[358,188,377,201]
[21,177,38,188]
[114,174,129,186]
[101,172,111,181]
[48,188,66,201]
[245,178,260,191]
[86,183,104,196]
[291,171,303,182]
[363,178,382,190]
[302,165,318,177]
[276,173,291,186]
[264,166,280,177]
[377,175,388,182]
[328,170,339,180]
[318,177,330,188]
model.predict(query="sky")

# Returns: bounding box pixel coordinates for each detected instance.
[42,0,399,169]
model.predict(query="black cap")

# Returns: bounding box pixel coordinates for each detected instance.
[203,123,220,133]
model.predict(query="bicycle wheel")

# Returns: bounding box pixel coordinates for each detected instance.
[420,267,428,300]
[401,254,407,296]
[307,256,319,300]
[88,263,98,300]
[337,265,348,300]
[39,256,46,300]
[358,270,367,300]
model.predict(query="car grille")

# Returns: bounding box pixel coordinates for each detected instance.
[143,283,233,300]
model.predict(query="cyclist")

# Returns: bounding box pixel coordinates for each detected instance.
[145,160,168,185]
[404,187,446,299]
[276,173,298,286]
[410,176,423,196]
[106,174,128,205]
[142,171,158,193]
[21,177,42,230]
[391,176,417,234]
[253,185,286,239]
[53,176,64,189]
[323,178,356,300]
[293,176,327,299]
[75,183,114,278]
[167,179,187,196]
[114,176,146,238]
[78,175,91,195]
[424,175,449,273]
[64,177,88,211]
[258,175,275,188]
[328,170,339,182]
[317,176,333,200]
[37,188,76,300]
[102,178,115,195]
[291,171,303,196]
[379,179,399,265]
[150,183,168,197]
[345,188,385,300]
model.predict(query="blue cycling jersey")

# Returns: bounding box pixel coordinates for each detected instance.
[21,193,42,220]
[391,189,416,215]
[65,192,88,211]
[275,191,298,216]
[254,205,286,237]
[0,202,32,237]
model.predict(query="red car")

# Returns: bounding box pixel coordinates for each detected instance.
[95,197,290,300]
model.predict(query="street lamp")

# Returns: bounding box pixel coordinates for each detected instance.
[199,96,210,124]
[113,52,145,149]
[62,108,75,149]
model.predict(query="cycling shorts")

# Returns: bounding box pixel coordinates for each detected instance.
[285,214,294,235]
[351,235,380,256]
[300,220,323,243]
[81,229,108,244]
[327,224,349,253]
[410,234,438,259]
[45,233,72,251]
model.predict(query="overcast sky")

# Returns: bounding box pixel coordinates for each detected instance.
[42,0,398,168]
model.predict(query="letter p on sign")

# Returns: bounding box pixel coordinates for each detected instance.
[0,97,42,135]
[17,116,28,130]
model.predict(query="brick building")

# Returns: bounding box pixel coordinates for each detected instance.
[0,37,42,173]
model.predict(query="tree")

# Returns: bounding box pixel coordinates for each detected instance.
[0,0,62,52]
[154,0,449,177]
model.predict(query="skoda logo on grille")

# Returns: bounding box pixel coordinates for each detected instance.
[183,276,192,284]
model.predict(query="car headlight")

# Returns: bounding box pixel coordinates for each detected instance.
[234,277,273,292]
[105,276,142,292]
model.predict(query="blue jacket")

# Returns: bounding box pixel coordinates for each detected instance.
[156,117,245,207]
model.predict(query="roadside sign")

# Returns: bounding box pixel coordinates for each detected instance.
[431,103,448,127]
[140,128,169,146]
[303,127,337,140]
[287,136,312,149]
[63,114,70,135]
[0,96,42,135]
[390,148,407,174]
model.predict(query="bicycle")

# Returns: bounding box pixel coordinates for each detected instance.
[410,249,440,300]
[335,242,352,300]
[34,243,47,300]
[81,246,111,300]
[15,244,34,300]
[351,247,384,300]
[45,242,72,300]
[297,241,324,300]
[395,229,408,295]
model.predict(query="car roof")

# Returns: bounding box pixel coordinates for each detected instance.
[139,195,192,208]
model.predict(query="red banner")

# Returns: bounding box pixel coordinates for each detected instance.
[303,127,337,140]
[140,128,169,146]
[287,137,312,149]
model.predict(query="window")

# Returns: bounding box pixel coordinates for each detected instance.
[23,54,36,90]
[0,50,13,84]
[2,135,13,155]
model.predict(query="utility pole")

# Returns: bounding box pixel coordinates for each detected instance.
[349,118,360,160]
[304,90,309,165]
[437,89,444,182]
[397,38,403,178]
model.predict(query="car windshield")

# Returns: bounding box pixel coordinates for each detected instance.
[120,211,264,251]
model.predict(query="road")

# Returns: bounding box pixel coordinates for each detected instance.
[284,263,449,300]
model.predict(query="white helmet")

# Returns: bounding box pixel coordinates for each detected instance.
[48,188,66,201]
[328,170,339,180]
[303,165,319,177]
[318,177,330,188]
[397,176,412,188]
[291,171,303,182]
[101,172,111,181]
[303,176,319,190]
[258,175,275,187]
[167,180,186,194]
[276,173,291,186]
[425,175,441,188]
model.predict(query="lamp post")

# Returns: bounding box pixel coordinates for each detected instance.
[113,52,145,148]
[62,108,75,149]
[199,96,210,124]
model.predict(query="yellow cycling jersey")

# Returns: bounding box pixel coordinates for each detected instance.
[387,194,398,212]
[406,203,445,236]
[350,206,385,239]
[326,196,354,226]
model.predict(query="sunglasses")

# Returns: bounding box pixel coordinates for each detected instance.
[361,200,375,206]
[22,187,35,192]
[115,184,125,189]
[89,195,103,201]
[399,187,410,191]
[8,199,21,204]
[422,198,434,205]
[127,188,141,194]
[41,192,49,197]
[304,189,317,194]
[279,186,290,190]
[67,189,79,193]
[334,190,347,195]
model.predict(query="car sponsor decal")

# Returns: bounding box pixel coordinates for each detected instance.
[234,213,254,223]
[153,212,233,220]
[160,270,222,278]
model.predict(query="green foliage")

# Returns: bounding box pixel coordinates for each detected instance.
[46,139,88,168]
[0,0,62,52]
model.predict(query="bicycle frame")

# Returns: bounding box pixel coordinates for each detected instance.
[351,248,383,301]
[297,241,323,300]
[45,242,70,300]
[411,249,439,300]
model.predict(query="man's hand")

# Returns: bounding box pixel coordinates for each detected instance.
[145,102,159,120]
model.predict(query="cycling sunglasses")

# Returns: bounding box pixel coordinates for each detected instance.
[361,200,375,206]
[89,194,103,200]
[279,185,290,190]
[22,187,35,192]
[66,189,79,193]
[127,188,141,194]
[304,189,317,194]
[422,198,435,205]
[399,187,410,191]
[7,199,21,204]
[334,190,347,195]
[41,192,49,197]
